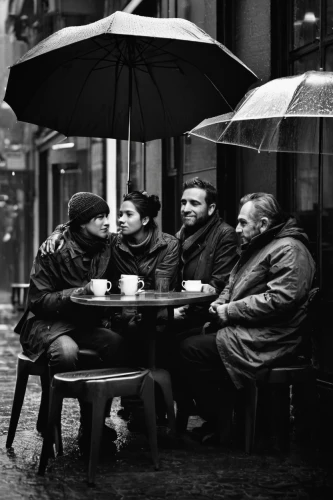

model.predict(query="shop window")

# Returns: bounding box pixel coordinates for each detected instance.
[293,0,320,49]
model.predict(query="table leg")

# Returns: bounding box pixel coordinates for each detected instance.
[142,307,176,434]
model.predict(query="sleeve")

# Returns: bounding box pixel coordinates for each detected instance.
[214,281,232,305]
[155,238,180,290]
[209,228,238,293]
[28,253,80,318]
[227,244,314,325]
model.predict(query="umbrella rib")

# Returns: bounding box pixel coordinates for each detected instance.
[140,50,175,137]
[65,45,114,137]
[139,38,233,106]
[110,37,130,137]
[132,65,146,142]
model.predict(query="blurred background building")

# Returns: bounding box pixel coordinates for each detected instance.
[0,0,332,441]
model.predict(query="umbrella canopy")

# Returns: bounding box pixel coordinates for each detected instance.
[189,71,333,154]
[4,11,257,143]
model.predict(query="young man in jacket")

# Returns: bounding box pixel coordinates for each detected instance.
[178,192,316,443]
[173,177,238,335]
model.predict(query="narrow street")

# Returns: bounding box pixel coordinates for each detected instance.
[0,305,331,500]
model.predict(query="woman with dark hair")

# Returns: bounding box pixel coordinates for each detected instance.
[108,191,179,292]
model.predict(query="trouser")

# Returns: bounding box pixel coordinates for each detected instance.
[45,326,127,429]
[177,333,236,426]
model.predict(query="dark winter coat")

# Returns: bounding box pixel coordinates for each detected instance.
[107,226,180,291]
[15,228,111,361]
[213,218,316,389]
[176,210,238,294]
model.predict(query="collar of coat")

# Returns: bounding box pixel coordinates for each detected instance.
[115,225,167,255]
[238,216,310,257]
[178,210,221,254]
[62,228,110,259]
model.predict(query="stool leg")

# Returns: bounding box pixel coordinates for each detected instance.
[140,373,159,470]
[38,386,63,475]
[87,398,105,486]
[245,381,258,454]
[6,360,30,448]
[152,369,176,434]
[37,372,50,435]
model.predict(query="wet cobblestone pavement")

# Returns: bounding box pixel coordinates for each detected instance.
[0,306,332,499]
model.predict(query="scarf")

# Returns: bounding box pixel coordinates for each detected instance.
[179,210,220,259]
[70,227,108,257]
[126,227,153,255]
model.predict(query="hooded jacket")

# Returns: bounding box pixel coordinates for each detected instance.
[213,218,316,389]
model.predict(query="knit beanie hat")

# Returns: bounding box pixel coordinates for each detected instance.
[68,192,109,226]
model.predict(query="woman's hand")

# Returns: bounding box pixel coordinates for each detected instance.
[174,305,189,319]
[82,281,94,295]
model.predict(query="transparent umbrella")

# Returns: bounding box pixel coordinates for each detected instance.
[189,70,333,291]
[189,70,333,155]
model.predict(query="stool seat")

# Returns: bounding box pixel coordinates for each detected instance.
[38,367,160,485]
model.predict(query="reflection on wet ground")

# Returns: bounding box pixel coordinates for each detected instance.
[0,306,332,499]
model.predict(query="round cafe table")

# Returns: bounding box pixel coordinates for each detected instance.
[71,292,217,369]
[71,291,217,433]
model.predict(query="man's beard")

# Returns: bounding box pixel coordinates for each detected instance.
[183,213,210,234]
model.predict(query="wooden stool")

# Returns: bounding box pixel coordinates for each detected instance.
[11,283,29,311]
[38,367,159,485]
[6,349,102,448]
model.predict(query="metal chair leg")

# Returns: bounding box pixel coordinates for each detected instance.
[6,360,30,448]
[245,381,258,454]
[38,386,63,475]
[87,397,106,486]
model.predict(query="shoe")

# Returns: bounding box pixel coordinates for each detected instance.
[78,423,117,456]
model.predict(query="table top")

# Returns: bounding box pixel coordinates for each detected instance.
[71,291,217,307]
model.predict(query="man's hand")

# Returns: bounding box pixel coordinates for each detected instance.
[40,233,64,256]
[208,300,220,316]
[174,305,189,320]
[216,304,229,328]
[201,284,216,294]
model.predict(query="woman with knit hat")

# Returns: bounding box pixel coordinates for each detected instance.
[15,192,126,454]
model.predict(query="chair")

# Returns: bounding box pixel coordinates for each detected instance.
[11,283,30,311]
[38,367,159,485]
[6,349,102,449]
[244,363,315,453]
[244,287,320,454]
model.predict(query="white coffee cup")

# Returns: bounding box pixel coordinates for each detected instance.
[91,279,111,296]
[182,280,202,292]
[119,275,144,295]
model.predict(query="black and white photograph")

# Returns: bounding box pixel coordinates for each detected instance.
[0,1,332,498]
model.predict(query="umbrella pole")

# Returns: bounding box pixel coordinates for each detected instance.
[127,106,132,193]
[317,116,323,290]
[127,66,133,194]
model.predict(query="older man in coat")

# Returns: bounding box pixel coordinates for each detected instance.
[178,192,316,442]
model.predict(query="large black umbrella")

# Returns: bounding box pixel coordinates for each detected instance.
[4,11,257,188]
